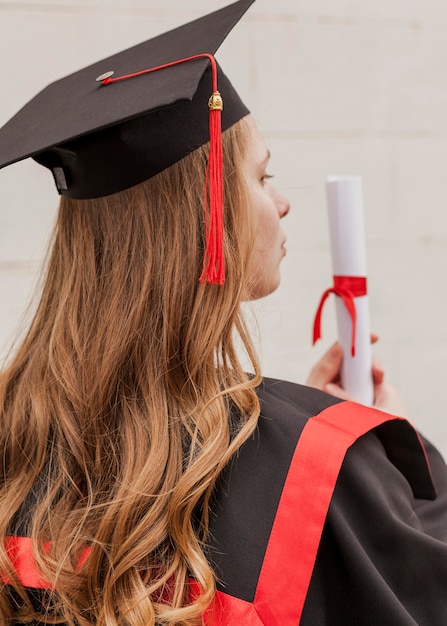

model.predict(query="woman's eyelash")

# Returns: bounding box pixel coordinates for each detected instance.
[262,173,274,182]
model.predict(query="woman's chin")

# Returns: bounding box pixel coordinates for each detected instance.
[247,273,282,301]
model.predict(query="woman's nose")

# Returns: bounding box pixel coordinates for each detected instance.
[277,191,291,219]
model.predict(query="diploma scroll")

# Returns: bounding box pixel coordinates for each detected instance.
[314,176,374,406]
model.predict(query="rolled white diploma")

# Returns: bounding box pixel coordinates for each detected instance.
[326,175,374,406]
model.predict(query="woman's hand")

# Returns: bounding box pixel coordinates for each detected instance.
[306,339,408,417]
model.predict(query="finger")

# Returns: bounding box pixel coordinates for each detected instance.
[371,355,384,385]
[306,343,343,389]
[370,333,379,344]
[373,382,409,418]
[325,382,353,401]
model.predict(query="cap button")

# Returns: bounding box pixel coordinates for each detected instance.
[96,71,115,82]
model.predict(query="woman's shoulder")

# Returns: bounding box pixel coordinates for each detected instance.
[255,375,342,434]
[257,375,342,417]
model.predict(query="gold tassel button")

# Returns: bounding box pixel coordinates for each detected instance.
[208,91,223,111]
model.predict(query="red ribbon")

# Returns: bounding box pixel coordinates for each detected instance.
[312,275,367,357]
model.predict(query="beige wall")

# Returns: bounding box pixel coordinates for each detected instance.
[1,0,447,454]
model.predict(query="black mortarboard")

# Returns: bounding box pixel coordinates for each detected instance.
[0,0,254,283]
[0,0,253,198]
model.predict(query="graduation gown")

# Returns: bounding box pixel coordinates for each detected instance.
[4,378,447,624]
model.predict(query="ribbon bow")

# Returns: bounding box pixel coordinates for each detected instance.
[313,275,367,357]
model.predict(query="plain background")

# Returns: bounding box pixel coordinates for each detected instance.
[1,0,447,455]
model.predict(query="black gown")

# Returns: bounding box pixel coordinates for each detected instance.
[203,378,447,624]
[4,378,447,624]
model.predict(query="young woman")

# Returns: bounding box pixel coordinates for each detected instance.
[0,1,446,624]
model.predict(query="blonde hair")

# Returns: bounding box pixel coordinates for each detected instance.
[0,117,261,625]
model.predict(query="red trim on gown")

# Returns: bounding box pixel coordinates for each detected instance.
[3,401,431,625]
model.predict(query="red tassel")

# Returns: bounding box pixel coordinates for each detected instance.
[199,94,224,285]
[98,53,226,285]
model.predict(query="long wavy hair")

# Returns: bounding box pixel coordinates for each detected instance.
[0,116,262,625]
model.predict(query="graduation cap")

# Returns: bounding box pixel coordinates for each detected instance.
[0,0,255,284]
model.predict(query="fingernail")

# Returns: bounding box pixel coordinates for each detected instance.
[330,346,341,359]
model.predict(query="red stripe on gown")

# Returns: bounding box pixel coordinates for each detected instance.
[253,402,412,625]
